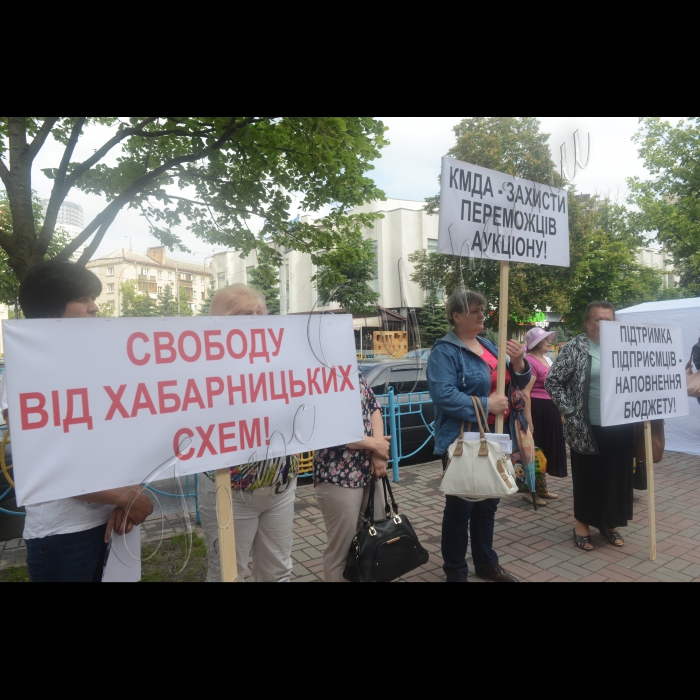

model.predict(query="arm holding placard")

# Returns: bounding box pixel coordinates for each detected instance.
[74,487,154,541]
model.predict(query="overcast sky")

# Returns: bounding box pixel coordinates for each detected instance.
[25,117,682,263]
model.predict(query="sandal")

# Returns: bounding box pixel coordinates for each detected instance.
[524,494,547,507]
[539,492,559,501]
[602,530,625,548]
[573,530,594,552]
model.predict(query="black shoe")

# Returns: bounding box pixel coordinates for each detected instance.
[477,566,519,583]
[445,573,469,583]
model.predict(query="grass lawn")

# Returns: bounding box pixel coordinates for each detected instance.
[0,533,208,583]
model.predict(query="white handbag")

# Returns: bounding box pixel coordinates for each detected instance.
[440,397,519,502]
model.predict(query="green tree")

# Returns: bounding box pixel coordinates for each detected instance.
[157,284,177,316]
[565,200,662,330]
[178,286,194,317]
[314,231,380,315]
[0,191,72,309]
[98,302,115,318]
[420,292,450,347]
[198,281,216,316]
[248,248,281,315]
[418,117,572,329]
[0,117,387,283]
[120,280,159,317]
[415,117,663,332]
[630,117,700,296]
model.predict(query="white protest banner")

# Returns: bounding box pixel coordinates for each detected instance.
[3,315,364,507]
[438,157,570,268]
[600,322,689,427]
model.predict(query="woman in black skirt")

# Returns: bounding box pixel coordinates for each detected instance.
[546,302,634,552]
[523,328,569,482]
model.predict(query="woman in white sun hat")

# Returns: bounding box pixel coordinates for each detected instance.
[523,328,569,484]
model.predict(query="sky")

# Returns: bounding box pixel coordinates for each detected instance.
[23,117,682,264]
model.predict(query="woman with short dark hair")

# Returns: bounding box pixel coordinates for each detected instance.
[427,289,531,583]
[546,301,634,552]
[1,261,154,583]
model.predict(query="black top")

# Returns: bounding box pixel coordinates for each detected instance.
[693,341,700,372]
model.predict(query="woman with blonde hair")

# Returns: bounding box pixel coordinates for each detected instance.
[199,283,299,582]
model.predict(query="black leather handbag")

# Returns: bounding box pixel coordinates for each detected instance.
[343,477,429,583]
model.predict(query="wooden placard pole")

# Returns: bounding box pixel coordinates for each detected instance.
[644,421,657,562]
[496,261,510,436]
[215,468,239,582]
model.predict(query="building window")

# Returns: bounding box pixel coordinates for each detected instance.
[141,268,149,276]
[107,284,115,293]
[107,267,115,277]
[158,271,163,280]
[168,272,173,281]
[428,239,439,254]
[107,301,116,309]
[158,286,163,294]
[192,291,198,301]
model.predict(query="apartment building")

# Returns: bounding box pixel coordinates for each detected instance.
[86,247,213,316]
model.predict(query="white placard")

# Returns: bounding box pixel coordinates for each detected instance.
[438,157,570,268]
[3,316,364,506]
[103,527,142,583]
[600,322,689,427]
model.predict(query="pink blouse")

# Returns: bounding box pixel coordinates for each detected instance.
[527,355,553,401]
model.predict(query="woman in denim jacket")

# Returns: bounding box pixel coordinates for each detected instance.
[427,290,531,584]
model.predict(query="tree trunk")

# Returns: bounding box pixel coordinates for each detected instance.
[4,118,39,282]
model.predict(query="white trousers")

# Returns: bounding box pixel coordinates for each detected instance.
[199,475,297,583]
[315,481,386,583]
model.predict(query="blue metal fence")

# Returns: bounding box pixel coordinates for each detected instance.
[377,388,435,483]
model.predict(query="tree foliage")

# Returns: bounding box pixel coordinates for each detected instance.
[565,201,662,329]
[630,117,700,297]
[198,280,216,316]
[120,280,159,317]
[157,284,178,317]
[314,229,380,315]
[0,191,72,307]
[248,248,281,316]
[414,117,663,334]
[420,292,450,347]
[0,117,388,282]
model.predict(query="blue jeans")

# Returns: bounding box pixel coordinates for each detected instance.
[27,525,109,583]
[442,494,500,581]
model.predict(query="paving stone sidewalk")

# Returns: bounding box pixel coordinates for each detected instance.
[3,451,700,582]
[289,451,700,583]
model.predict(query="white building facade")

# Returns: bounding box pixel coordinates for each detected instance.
[86,247,213,317]
[211,199,682,318]
[637,246,679,290]
[212,199,438,316]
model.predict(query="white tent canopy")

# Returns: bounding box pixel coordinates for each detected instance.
[618,298,700,456]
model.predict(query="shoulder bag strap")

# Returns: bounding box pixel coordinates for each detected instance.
[474,396,493,435]
[471,396,490,457]
[363,478,377,526]
[382,477,400,517]
[454,421,467,457]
